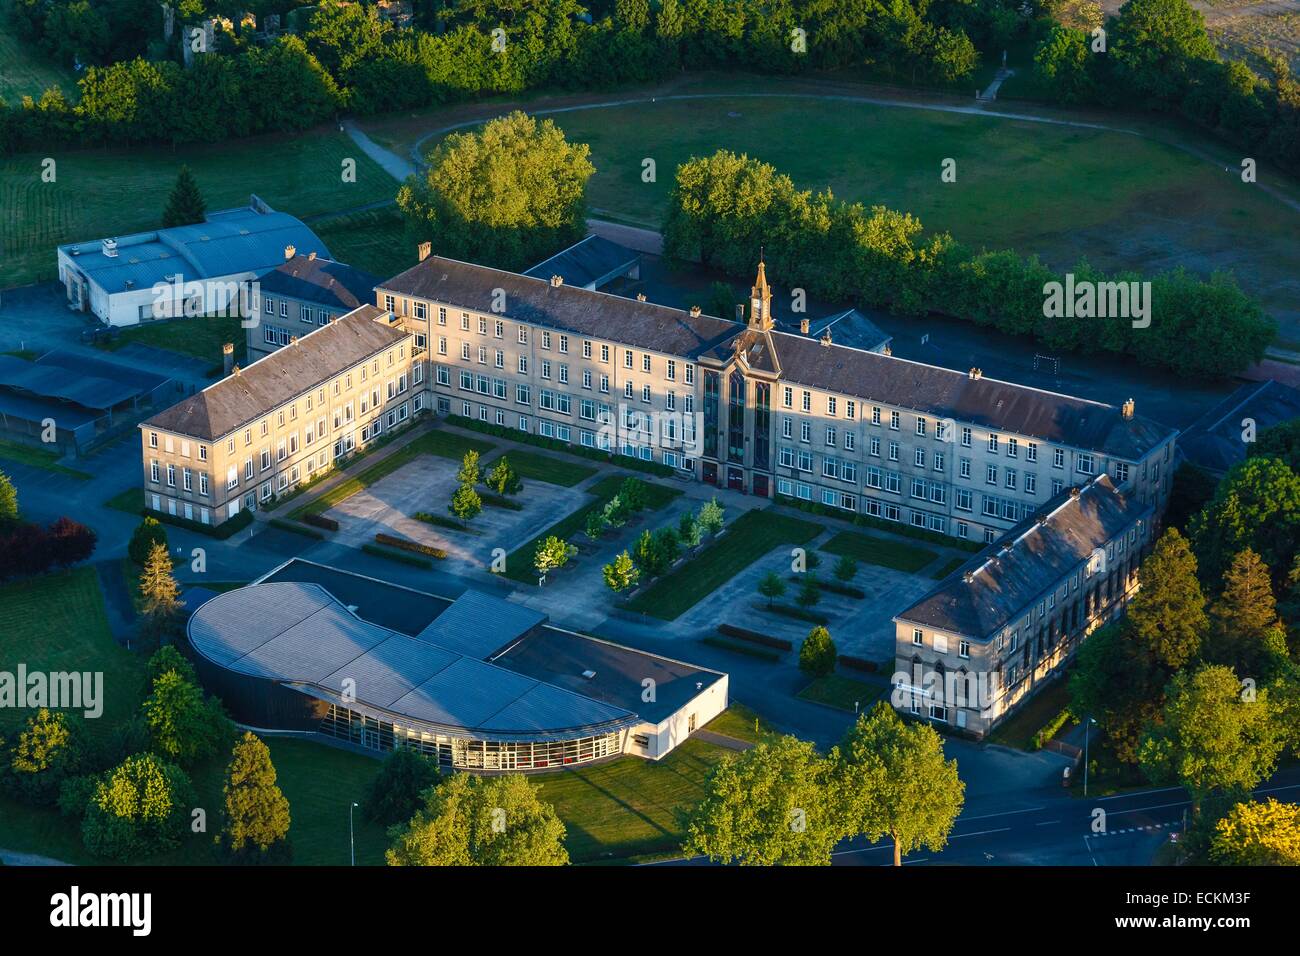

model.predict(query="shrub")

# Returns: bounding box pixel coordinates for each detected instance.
[269,518,325,540]
[486,457,523,495]
[375,533,447,559]
[698,498,725,535]
[301,512,339,532]
[362,544,434,568]
[362,747,441,826]
[129,516,169,565]
[799,626,837,677]
[80,753,196,860]
[717,624,793,651]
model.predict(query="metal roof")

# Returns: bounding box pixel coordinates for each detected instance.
[188,581,637,737]
[523,235,639,289]
[414,588,546,659]
[58,204,329,295]
[0,352,166,411]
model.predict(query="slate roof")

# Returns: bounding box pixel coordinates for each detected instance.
[1178,379,1300,476]
[895,475,1152,640]
[188,581,639,738]
[142,305,406,441]
[258,254,379,311]
[523,235,639,289]
[59,205,328,295]
[381,256,740,359]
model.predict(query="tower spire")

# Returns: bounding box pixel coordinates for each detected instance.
[750,250,772,331]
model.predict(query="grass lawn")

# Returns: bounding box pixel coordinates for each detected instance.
[503,473,680,582]
[797,673,889,714]
[624,509,822,620]
[0,19,77,102]
[315,205,417,281]
[97,314,246,368]
[289,426,494,519]
[930,555,969,579]
[821,530,937,574]
[1,128,395,289]
[700,701,776,744]
[0,436,92,479]
[488,449,597,487]
[105,485,145,515]
[987,679,1074,752]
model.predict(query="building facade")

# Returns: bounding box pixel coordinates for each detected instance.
[246,252,379,362]
[140,304,424,526]
[377,254,1177,547]
[891,475,1153,738]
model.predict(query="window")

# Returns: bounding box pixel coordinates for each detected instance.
[889,410,900,430]
[1027,442,1038,463]
[1007,438,1018,458]
[1114,461,1129,482]
[1077,453,1095,475]
[916,417,927,436]
[1053,448,1065,469]
[988,434,999,453]
[912,628,924,646]
[961,426,971,447]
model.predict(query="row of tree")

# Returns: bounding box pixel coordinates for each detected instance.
[662,149,1276,377]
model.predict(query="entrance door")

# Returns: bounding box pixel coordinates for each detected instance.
[753,474,769,498]
[702,461,718,486]
[726,466,744,492]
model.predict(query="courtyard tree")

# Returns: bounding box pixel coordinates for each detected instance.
[1207,549,1288,676]
[796,574,822,610]
[80,753,196,861]
[456,450,481,487]
[485,456,522,495]
[363,746,442,827]
[138,540,182,647]
[0,468,17,526]
[619,476,648,513]
[1209,798,1300,866]
[386,772,569,866]
[1069,621,1166,764]
[534,535,575,577]
[833,554,858,584]
[683,735,844,866]
[1127,527,1208,670]
[129,515,168,565]
[220,732,291,861]
[161,164,206,228]
[698,497,724,535]
[1138,665,1285,818]
[602,550,640,593]
[396,110,595,271]
[799,626,837,678]
[584,509,608,541]
[837,702,965,866]
[601,495,627,529]
[1253,418,1300,472]
[678,509,702,549]
[3,708,85,805]
[448,481,482,526]
[757,570,786,608]
[142,668,234,767]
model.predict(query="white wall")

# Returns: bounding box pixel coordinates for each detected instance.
[625,674,729,761]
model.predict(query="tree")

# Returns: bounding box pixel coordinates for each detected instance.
[1254,418,1300,472]
[796,574,821,610]
[456,450,481,487]
[220,732,291,860]
[697,497,724,535]
[387,772,568,866]
[81,753,195,860]
[1069,621,1166,763]
[485,456,522,495]
[363,747,441,827]
[1111,0,1217,103]
[0,468,17,526]
[683,735,843,865]
[1209,798,1300,866]
[1191,456,1300,589]
[1033,25,1097,105]
[47,516,96,567]
[534,535,575,576]
[677,509,702,548]
[619,476,648,513]
[1207,549,1284,674]
[4,708,84,804]
[833,554,858,584]
[757,570,786,607]
[602,550,640,592]
[601,495,627,529]
[144,645,197,697]
[1127,528,1208,669]
[837,703,965,866]
[396,110,594,270]
[448,482,482,525]
[161,164,206,228]
[142,669,233,766]
[129,515,168,565]
[584,509,608,540]
[799,626,837,677]
[1138,665,1284,817]
[138,540,182,646]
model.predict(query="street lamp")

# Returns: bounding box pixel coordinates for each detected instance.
[349,801,359,866]
[1082,716,1097,797]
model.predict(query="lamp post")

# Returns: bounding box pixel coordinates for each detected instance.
[349,802,359,866]
[1083,716,1097,797]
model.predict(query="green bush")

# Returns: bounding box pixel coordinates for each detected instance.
[799,626,838,677]
[375,533,447,559]
[128,516,168,565]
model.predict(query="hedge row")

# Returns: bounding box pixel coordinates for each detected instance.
[361,544,433,569]
[269,518,325,540]
[301,513,339,533]
[374,533,447,559]
[701,636,782,663]
[145,506,253,540]
[717,623,793,652]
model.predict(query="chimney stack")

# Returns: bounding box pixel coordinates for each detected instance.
[222,342,234,377]
[307,250,317,261]
[550,275,564,287]
[417,241,431,262]
[284,244,296,261]
[1121,398,1135,420]
[969,368,982,380]
[636,293,647,302]
[800,317,809,334]
[735,303,745,322]
[689,305,702,318]
[289,336,298,346]
[820,328,833,347]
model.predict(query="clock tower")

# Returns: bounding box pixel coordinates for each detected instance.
[749,254,773,331]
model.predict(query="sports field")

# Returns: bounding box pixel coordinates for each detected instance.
[0,130,395,289]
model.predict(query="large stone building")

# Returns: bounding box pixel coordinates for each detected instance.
[246,252,380,362]
[377,254,1177,546]
[140,304,423,526]
[891,474,1152,737]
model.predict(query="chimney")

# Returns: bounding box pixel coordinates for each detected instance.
[307,250,317,261]
[636,293,647,302]
[882,344,892,356]
[1070,486,1081,498]
[800,317,809,334]
[102,238,118,258]
[689,305,702,318]
[232,364,241,376]
[417,241,431,262]
[222,342,234,376]
[820,328,833,347]
[1121,398,1135,420]
[969,367,982,380]
[963,571,974,584]
[289,336,298,346]
[735,303,745,322]
[550,275,564,287]
[284,244,296,261]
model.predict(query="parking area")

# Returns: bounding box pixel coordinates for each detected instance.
[324,453,589,570]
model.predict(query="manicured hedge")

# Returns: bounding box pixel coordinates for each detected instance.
[301,513,339,532]
[361,544,433,569]
[414,511,481,534]
[146,507,253,540]
[701,636,782,662]
[763,603,830,626]
[269,518,325,540]
[479,491,523,511]
[375,533,447,559]
[790,575,865,599]
[717,624,793,652]
[838,654,880,674]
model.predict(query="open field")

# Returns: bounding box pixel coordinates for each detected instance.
[797,674,890,713]
[0,19,77,103]
[0,130,395,289]
[314,205,418,282]
[401,89,1300,340]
